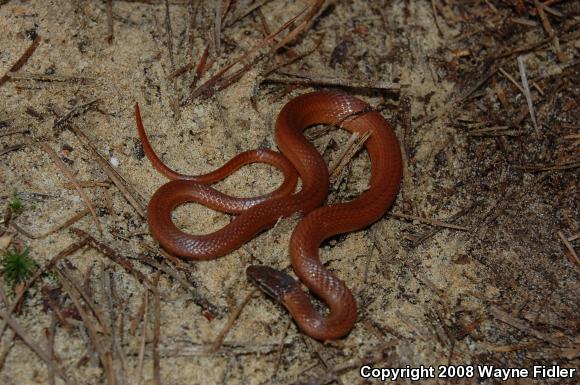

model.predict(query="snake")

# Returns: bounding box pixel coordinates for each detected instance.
[135,91,402,340]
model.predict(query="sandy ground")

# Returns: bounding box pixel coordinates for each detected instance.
[0,0,578,384]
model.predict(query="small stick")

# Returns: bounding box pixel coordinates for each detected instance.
[493,26,579,60]
[190,45,210,89]
[292,348,389,385]
[5,72,94,84]
[273,0,323,51]
[272,319,292,377]
[225,0,272,27]
[40,142,102,234]
[0,282,15,371]
[13,208,91,239]
[458,65,497,103]
[388,212,470,231]
[430,0,444,37]
[185,5,310,103]
[57,264,110,334]
[263,74,401,92]
[152,274,161,385]
[59,274,117,385]
[360,319,387,343]
[498,67,525,94]
[9,222,37,239]
[103,188,115,219]
[416,65,496,130]
[0,127,30,137]
[410,207,471,248]
[103,270,127,385]
[135,252,219,315]
[1,144,26,156]
[48,314,57,385]
[169,62,193,79]
[213,1,223,54]
[558,231,579,267]
[492,79,509,108]
[158,340,295,357]
[308,107,374,144]
[517,56,538,132]
[210,289,257,353]
[330,131,372,184]
[186,0,200,61]
[328,132,360,178]
[63,180,112,189]
[0,35,41,87]
[398,95,413,212]
[107,0,114,44]
[485,340,542,353]
[136,291,148,385]
[130,291,148,336]
[532,0,564,17]
[534,0,565,62]
[465,125,508,133]
[0,239,89,341]
[69,124,146,217]
[70,228,154,291]
[76,265,93,303]
[532,80,544,96]
[42,286,74,331]
[53,99,100,132]
[490,305,565,346]
[514,161,580,172]
[0,332,15,372]
[164,0,180,120]
[467,126,525,137]
[44,208,92,237]
[511,17,538,27]
[0,309,73,385]
[262,36,323,78]
[304,336,345,385]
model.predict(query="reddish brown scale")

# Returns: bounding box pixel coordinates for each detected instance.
[136,92,402,340]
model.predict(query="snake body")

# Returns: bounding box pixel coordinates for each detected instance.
[136,91,402,340]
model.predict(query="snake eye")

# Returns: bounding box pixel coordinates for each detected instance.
[246,265,296,301]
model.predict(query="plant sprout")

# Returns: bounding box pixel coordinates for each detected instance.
[1,247,35,288]
[8,196,24,215]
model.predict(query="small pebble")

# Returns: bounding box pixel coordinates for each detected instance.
[110,156,119,167]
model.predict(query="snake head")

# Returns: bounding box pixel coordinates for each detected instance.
[246,265,297,302]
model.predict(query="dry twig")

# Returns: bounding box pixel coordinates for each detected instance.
[0,35,41,87]
[210,289,257,353]
[70,228,154,291]
[517,56,538,131]
[107,0,114,43]
[388,212,470,231]
[533,0,565,62]
[47,314,57,385]
[53,99,100,132]
[57,266,117,385]
[329,131,370,183]
[136,290,148,385]
[68,124,147,217]
[558,231,579,267]
[185,2,323,103]
[152,274,161,385]
[263,72,401,92]
[12,207,91,239]
[490,305,566,346]
[0,308,73,385]
[40,142,102,234]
